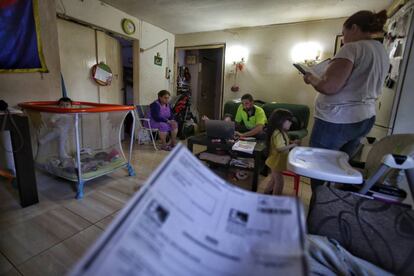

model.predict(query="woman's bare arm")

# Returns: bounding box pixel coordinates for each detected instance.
[304,58,353,95]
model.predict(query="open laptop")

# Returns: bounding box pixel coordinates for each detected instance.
[205,120,235,140]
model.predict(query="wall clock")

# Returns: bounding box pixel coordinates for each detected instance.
[122,18,136,35]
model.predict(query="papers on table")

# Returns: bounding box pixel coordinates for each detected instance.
[70,144,307,276]
[230,157,254,169]
[232,140,256,154]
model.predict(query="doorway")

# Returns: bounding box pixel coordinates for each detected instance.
[114,36,134,136]
[175,45,225,131]
[115,37,133,105]
[57,18,140,139]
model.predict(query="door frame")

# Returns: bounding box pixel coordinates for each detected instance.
[56,15,140,105]
[174,44,226,119]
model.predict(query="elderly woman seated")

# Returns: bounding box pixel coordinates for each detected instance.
[149,90,178,151]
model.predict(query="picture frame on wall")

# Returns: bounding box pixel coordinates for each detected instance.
[334,35,344,55]
[186,55,197,65]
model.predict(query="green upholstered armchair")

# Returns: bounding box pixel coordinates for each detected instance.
[223,99,266,118]
[262,102,310,140]
[223,100,310,140]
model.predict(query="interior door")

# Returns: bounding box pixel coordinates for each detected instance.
[198,56,216,129]
[57,19,98,102]
[96,31,123,104]
[57,19,124,150]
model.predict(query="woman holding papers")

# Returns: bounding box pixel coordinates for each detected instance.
[303,10,389,175]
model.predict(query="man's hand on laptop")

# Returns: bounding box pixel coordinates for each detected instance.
[235,131,243,137]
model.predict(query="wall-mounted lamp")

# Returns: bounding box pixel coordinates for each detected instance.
[227,45,249,64]
[227,46,248,92]
[231,58,245,92]
[291,42,323,66]
[234,58,245,71]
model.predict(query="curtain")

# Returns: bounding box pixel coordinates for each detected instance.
[0,0,47,73]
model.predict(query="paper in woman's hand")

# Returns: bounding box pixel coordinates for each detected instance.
[293,63,308,75]
[293,59,331,78]
[70,145,307,276]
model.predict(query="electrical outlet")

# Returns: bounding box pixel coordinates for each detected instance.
[165,67,171,79]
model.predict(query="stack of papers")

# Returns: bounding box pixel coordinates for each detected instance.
[71,145,307,276]
[232,141,256,154]
[230,157,254,168]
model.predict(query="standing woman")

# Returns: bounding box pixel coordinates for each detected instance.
[149,90,178,151]
[303,10,389,188]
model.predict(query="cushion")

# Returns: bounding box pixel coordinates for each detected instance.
[307,185,414,275]
[290,116,302,130]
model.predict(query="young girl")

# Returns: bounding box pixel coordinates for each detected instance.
[264,109,300,195]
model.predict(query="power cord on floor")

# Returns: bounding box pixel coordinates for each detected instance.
[0,100,24,153]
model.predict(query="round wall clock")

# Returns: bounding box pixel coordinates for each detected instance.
[122,18,136,35]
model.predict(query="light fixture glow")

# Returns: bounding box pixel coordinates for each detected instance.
[227,45,249,64]
[291,42,323,63]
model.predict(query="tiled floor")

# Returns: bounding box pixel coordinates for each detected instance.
[0,141,312,276]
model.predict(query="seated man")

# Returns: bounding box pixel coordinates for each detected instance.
[234,93,267,138]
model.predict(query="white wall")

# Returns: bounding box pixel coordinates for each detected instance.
[139,21,175,104]
[176,18,345,143]
[0,0,174,107]
[56,0,175,105]
[393,34,414,134]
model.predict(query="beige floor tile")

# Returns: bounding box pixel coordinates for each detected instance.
[96,173,140,204]
[0,180,21,212]
[63,190,125,224]
[37,166,137,203]
[95,214,116,230]
[0,252,13,275]
[0,207,90,265]
[17,225,102,276]
[35,171,78,201]
[0,180,60,232]
[1,267,21,276]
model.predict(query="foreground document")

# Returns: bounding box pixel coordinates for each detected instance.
[71,144,307,276]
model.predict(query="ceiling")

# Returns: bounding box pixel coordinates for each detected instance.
[103,0,392,34]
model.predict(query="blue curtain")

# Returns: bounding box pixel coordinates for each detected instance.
[0,0,47,72]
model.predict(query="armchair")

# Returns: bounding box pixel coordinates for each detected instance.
[262,102,310,140]
[223,100,310,140]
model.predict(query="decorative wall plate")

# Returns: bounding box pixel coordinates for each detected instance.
[91,62,113,86]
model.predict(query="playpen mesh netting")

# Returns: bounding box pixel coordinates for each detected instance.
[19,101,135,198]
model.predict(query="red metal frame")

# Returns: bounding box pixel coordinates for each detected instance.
[282,170,300,196]
[19,101,135,113]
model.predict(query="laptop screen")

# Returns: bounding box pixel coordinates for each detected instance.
[205,120,235,139]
